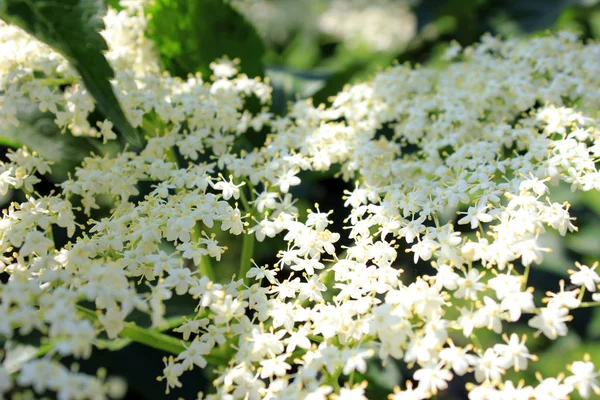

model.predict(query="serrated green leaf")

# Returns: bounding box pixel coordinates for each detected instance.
[146,0,265,78]
[0,0,142,147]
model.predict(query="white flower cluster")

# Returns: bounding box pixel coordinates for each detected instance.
[1,2,600,399]
[236,0,417,52]
[318,0,416,52]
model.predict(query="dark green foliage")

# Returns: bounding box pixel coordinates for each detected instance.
[146,0,266,79]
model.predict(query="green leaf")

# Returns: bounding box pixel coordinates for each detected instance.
[0,101,111,181]
[501,0,573,33]
[146,0,265,78]
[0,0,142,147]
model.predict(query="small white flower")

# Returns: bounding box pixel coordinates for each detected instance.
[570,262,600,292]
[413,362,453,395]
[528,307,571,340]
[260,354,291,379]
[494,334,536,372]
[565,358,600,399]
[455,269,486,300]
[458,205,493,229]
[533,374,573,400]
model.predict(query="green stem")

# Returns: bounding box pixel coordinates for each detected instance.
[579,301,600,308]
[166,141,216,282]
[239,231,255,286]
[78,306,186,355]
[522,263,531,290]
[246,180,256,202]
[165,147,179,166]
[78,307,226,363]
[238,181,255,286]
[328,369,342,392]
[578,287,587,302]
[10,310,204,375]
[307,335,324,343]
[199,255,216,282]
[470,332,483,350]
[140,113,166,137]
[37,77,76,86]
[238,182,252,213]
[94,313,196,352]
[349,371,356,386]
[191,225,216,282]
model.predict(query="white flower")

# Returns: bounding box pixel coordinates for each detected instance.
[177,339,211,370]
[497,380,534,399]
[533,375,573,400]
[439,342,476,376]
[20,230,54,256]
[159,357,185,394]
[413,362,453,395]
[213,176,243,200]
[0,170,16,195]
[285,324,312,353]
[210,57,239,79]
[458,205,493,229]
[501,290,535,322]
[389,380,427,400]
[0,366,12,395]
[246,263,278,284]
[341,348,374,375]
[455,269,486,300]
[260,354,291,379]
[546,280,581,309]
[473,348,505,383]
[528,307,571,340]
[493,334,536,372]
[335,385,368,400]
[98,307,125,339]
[570,262,600,292]
[274,169,300,193]
[565,359,600,399]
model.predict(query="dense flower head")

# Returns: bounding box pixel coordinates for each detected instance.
[1,1,600,399]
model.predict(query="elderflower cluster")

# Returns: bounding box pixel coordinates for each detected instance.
[236,0,417,52]
[1,2,600,400]
[318,0,417,52]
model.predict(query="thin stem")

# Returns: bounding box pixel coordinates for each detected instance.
[470,333,483,350]
[78,306,186,355]
[239,231,255,285]
[165,147,179,166]
[167,143,217,282]
[246,180,257,202]
[578,287,587,302]
[198,255,216,282]
[191,225,216,282]
[579,301,600,308]
[349,371,356,386]
[37,77,76,86]
[77,306,228,364]
[478,224,486,237]
[238,181,255,286]
[238,182,252,213]
[522,263,531,290]
[328,369,342,392]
